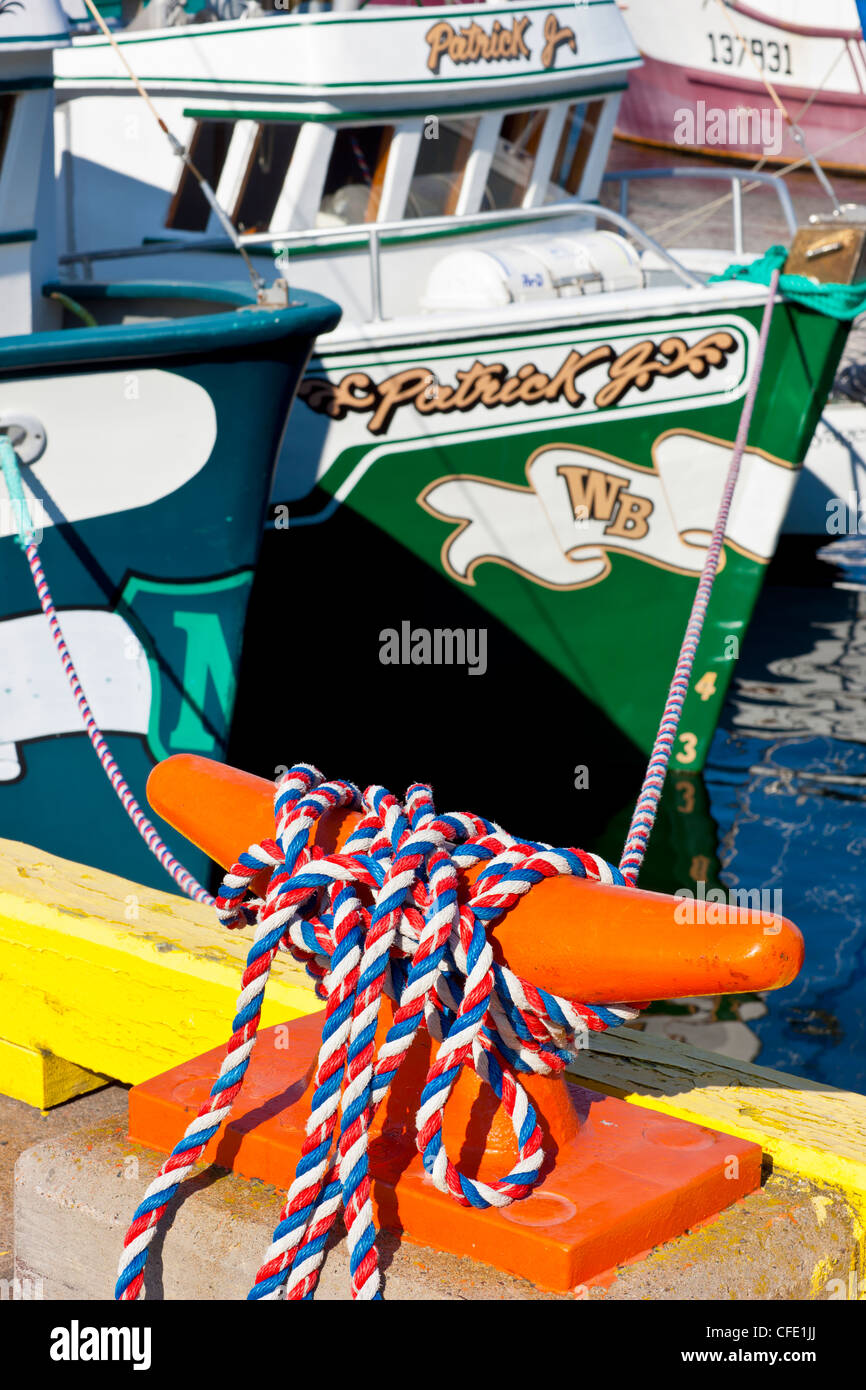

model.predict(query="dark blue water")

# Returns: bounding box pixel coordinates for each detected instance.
[705,535,866,1089]
[596,139,866,1089]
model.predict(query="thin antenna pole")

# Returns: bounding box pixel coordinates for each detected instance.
[80,0,268,293]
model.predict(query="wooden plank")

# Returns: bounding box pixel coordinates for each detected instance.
[4,826,866,1246]
[0,837,321,1096]
[568,1026,866,1224]
[0,1036,106,1109]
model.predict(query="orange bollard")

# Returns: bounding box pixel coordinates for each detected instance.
[134,753,802,1291]
[147,754,804,1002]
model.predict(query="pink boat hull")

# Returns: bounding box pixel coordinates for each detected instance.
[618,51,866,174]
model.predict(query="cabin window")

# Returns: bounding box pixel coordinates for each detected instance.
[482,109,547,211]
[165,120,233,231]
[317,125,395,226]
[404,116,479,219]
[547,100,605,199]
[234,123,301,233]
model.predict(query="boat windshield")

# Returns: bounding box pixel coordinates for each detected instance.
[318,125,396,226]
[164,90,614,235]
[546,101,604,200]
[405,116,480,220]
[403,100,606,220]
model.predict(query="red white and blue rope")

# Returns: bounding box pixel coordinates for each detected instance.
[0,437,212,906]
[116,764,641,1301]
[619,267,781,885]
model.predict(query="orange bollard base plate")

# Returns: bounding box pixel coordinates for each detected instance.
[129,1015,763,1294]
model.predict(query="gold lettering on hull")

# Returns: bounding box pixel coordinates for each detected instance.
[297,333,739,437]
[541,12,577,69]
[418,432,793,594]
[557,464,653,541]
[423,12,577,74]
[425,16,533,74]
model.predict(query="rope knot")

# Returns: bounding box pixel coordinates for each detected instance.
[117,765,639,1303]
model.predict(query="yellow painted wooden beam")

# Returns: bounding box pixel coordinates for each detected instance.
[4,827,866,1283]
[0,1036,107,1109]
[568,1025,866,1268]
[0,836,322,1102]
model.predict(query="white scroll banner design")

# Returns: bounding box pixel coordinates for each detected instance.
[421,431,798,590]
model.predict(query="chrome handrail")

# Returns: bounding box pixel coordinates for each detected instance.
[603,166,797,256]
[59,200,705,320]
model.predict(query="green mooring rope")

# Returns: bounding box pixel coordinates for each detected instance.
[710,243,866,321]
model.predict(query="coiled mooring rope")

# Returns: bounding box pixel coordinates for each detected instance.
[0,437,212,905]
[116,764,640,1301]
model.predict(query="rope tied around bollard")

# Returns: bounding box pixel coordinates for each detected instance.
[116,764,641,1301]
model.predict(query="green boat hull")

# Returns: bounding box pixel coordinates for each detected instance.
[258,297,846,810]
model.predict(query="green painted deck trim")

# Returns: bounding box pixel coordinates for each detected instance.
[0,228,36,246]
[67,57,639,91]
[182,80,628,125]
[0,32,68,44]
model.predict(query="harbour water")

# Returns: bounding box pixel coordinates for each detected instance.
[704,536,866,1090]
[601,140,866,1088]
[192,136,866,1091]
[225,143,866,1090]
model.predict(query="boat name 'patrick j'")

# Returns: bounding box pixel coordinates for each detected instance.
[298,332,738,437]
[425,13,577,75]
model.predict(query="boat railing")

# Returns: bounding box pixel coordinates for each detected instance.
[58,199,705,323]
[729,1,866,98]
[728,1,861,42]
[603,166,797,258]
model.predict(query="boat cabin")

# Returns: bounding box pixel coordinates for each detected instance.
[53,1,660,324]
[0,0,70,337]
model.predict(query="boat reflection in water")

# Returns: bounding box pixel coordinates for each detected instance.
[704,534,866,1090]
[586,533,866,1085]
[593,772,774,1069]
